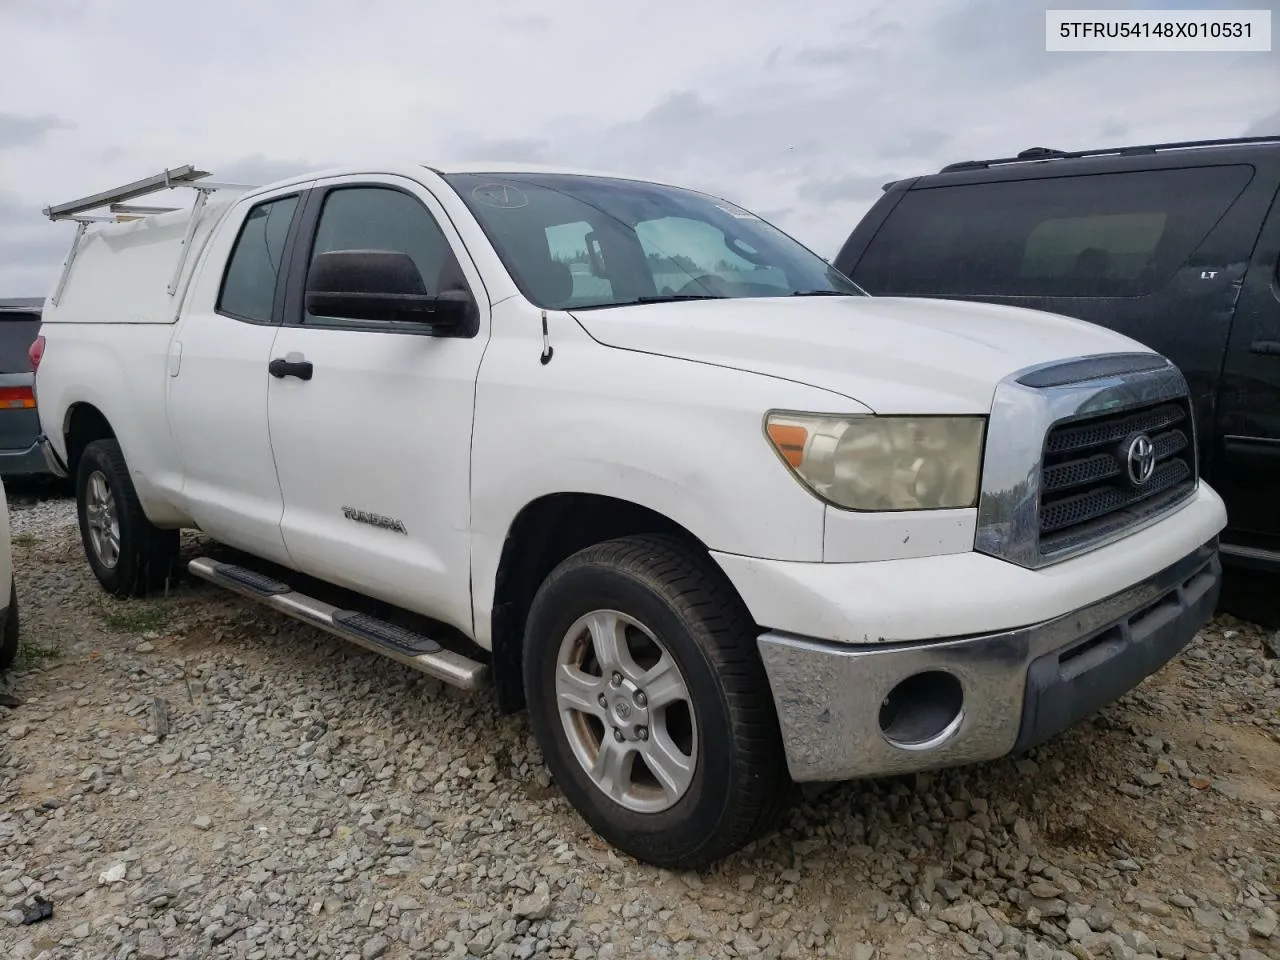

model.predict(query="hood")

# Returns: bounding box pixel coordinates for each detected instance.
[569,295,1153,414]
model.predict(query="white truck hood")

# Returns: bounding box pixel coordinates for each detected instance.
[569,295,1151,414]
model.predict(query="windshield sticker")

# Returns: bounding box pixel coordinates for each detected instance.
[715,203,759,220]
[472,184,529,209]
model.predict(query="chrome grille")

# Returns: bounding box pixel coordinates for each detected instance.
[1037,397,1196,558]
[974,353,1198,570]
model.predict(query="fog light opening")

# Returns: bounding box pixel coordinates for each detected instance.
[878,670,965,750]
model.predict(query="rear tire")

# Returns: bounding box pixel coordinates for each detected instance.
[523,534,792,869]
[0,577,17,670]
[75,439,179,598]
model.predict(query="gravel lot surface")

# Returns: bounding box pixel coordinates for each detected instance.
[1,490,1278,960]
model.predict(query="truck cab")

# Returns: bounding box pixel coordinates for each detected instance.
[31,162,1228,869]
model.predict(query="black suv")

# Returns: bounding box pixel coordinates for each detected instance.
[0,297,47,478]
[835,136,1280,591]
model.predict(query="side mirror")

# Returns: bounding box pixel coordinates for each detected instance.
[305,250,475,334]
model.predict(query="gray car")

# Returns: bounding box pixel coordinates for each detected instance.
[0,297,48,478]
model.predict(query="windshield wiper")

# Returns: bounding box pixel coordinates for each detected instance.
[633,294,727,303]
[791,290,852,297]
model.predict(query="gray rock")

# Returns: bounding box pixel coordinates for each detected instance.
[1066,918,1091,941]
[362,935,390,960]
[137,933,167,959]
[1086,906,1115,932]
[513,883,552,921]
[1191,907,1223,932]
[940,902,975,931]
[1028,881,1063,899]
[1251,913,1277,938]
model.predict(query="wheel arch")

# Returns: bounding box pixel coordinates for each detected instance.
[62,401,117,478]
[487,492,754,714]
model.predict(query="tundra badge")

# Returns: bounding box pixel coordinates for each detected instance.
[341,506,408,534]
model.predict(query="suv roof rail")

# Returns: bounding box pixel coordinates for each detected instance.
[938,134,1280,173]
[44,164,260,307]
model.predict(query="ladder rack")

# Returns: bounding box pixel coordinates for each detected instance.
[44,164,258,306]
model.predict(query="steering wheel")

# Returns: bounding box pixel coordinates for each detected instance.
[673,274,732,297]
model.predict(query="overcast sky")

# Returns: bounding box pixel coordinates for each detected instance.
[1,0,1277,296]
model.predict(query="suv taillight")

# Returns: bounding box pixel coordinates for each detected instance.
[28,334,45,372]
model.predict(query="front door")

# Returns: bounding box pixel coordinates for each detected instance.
[265,175,490,634]
[1213,181,1280,559]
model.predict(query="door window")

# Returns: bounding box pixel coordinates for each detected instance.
[303,186,466,327]
[217,194,300,323]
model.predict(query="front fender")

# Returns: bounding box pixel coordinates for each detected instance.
[467,308,869,647]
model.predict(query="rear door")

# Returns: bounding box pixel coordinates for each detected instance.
[165,185,308,565]
[839,163,1266,478]
[1213,177,1280,558]
[0,307,42,464]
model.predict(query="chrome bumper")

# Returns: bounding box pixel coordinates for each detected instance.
[757,539,1220,783]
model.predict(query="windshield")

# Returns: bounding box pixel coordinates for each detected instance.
[442,172,865,310]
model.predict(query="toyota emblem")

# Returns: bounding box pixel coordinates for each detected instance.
[1126,434,1156,486]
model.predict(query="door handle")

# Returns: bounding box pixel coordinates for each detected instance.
[1249,340,1280,356]
[269,357,314,380]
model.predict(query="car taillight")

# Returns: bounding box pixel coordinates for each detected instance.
[0,386,35,409]
[28,334,45,372]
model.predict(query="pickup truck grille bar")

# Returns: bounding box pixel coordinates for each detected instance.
[975,354,1198,570]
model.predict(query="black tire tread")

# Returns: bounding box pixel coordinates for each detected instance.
[0,577,17,671]
[78,439,178,598]
[536,533,792,867]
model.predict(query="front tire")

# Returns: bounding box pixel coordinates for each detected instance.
[523,535,791,869]
[76,439,179,597]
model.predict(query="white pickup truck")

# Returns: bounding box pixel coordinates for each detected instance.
[33,163,1226,868]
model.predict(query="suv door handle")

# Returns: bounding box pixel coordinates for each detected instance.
[1249,340,1280,356]
[269,356,314,380]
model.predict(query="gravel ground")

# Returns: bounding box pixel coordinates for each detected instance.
[1,492,1277,960]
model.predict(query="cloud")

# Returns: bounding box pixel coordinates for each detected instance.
[215,154,335,185]
[797,173,896,204]
[0,233,72,268]
[446,137,550,164]
[0,0,1276,294]
[878,130,951,159]
[0,113,73,150]
[1243,108,1280,137]
[792,45,857,67]
[506,13,549,31]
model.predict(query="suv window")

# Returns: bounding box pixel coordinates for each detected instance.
[304,186,465,326]
[218,194,300,322]
[853,165,1254,299]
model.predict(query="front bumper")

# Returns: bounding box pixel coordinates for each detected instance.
[757,539,1220,782]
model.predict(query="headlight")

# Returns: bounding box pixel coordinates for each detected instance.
[765,412,986,511]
